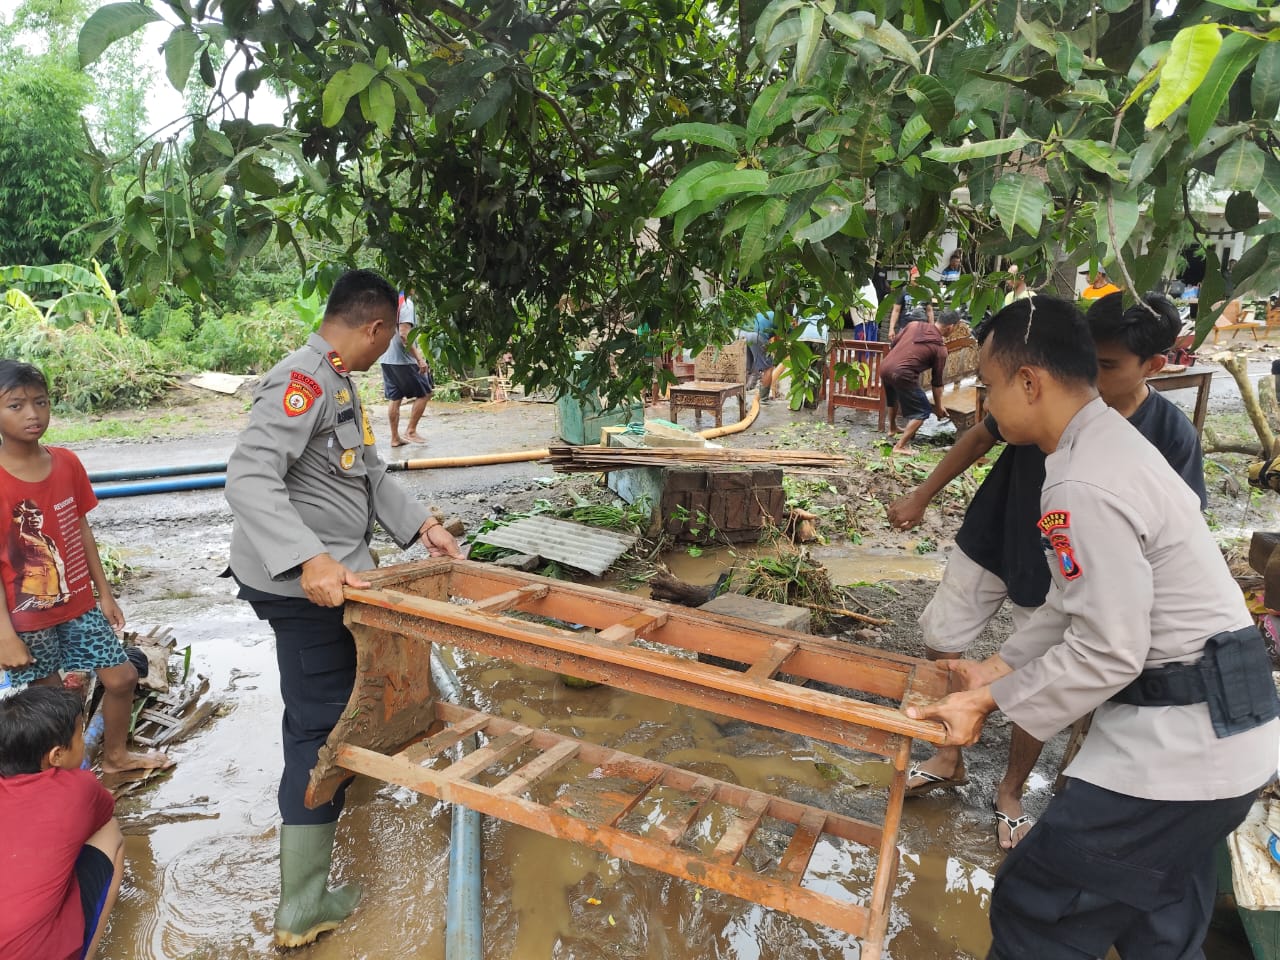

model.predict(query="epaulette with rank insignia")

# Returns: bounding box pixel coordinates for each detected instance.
[326,351,349,375]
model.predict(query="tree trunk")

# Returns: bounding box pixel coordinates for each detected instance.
[1219,354,1275,457]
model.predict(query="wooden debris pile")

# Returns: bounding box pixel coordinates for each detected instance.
[544,444,846,473]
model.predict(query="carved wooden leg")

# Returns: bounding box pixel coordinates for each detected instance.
[306,618,438,808]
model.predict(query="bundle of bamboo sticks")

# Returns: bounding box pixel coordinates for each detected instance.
[544,444,847,472]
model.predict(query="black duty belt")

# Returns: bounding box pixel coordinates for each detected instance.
[1108,626,1279,738]
[1111,662,1205,707]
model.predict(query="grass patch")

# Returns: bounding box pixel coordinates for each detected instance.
[44,412,210,444]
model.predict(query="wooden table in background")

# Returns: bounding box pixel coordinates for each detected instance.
[1149,366,1213,435]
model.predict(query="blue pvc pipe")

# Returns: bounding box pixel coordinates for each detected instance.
[88,461,228,483]
[430,650,483,960]
[93,475,227,498]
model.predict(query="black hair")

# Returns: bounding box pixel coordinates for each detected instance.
[0,686,84,776]
[0,360,49,397]
[976,295,1097,387]
[1085,292,1181,360]
[324,269,399,328]
[937,309,961,328]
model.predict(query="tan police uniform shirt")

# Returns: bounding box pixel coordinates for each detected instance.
[226,332,428,598]
[990,397,1278,801]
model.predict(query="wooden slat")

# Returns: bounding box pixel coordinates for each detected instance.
[493,741,581,796]
[334,736,875,940]
[346,586,945,746]
[650,776,716,845]
[595,609,669,646]
[555,767,666,827]
[437,702,884,849]
[776,809,827,886]
[712,795,770,865]
[469,584,549,612]
[746,640,798,680]
[399,712,491,765]
[443,728,535,782]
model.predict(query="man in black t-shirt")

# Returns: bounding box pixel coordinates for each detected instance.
[887,294,1206,849]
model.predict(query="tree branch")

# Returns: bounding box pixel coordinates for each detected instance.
[1220,352,1276,457]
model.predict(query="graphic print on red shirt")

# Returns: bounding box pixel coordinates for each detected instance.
[0,447,98,632]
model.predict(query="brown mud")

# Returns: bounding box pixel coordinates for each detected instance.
[58,371,1266,958]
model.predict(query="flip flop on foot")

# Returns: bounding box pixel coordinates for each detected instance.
[100,749,174,775]
[904,764,969,797]
[993,801,1035,849]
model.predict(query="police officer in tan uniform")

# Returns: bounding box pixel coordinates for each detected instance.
[909,296,1278,959]
[225,269,463,948]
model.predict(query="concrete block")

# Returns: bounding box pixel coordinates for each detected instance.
[700,593,811,634]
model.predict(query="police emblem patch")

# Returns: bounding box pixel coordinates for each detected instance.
[1038,510,1082,581]
[340,448,357,471]
[326,350,349,375]
[283,371,322,417]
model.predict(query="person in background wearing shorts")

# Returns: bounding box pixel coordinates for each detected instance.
[0,686,126,960]
[881,309,960,454]
[379,288,434,447]
[0,361,169,774]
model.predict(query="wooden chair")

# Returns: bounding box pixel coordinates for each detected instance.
[1212,299,1260,343]
[668,341,748,427]
[826,338,888,430]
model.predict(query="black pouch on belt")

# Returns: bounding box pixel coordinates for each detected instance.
[1199,626,1280,738]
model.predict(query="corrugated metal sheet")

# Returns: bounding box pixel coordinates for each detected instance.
[473,516,638,576]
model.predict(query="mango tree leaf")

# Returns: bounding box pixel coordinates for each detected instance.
[78,2,162,68]
[1252,41,1280,120]
[793,196,852,243]
[863,16,921,70]
[652,161,736,217]
[923,129,1032,162]
[653,122,741,154]
[366,78,396,135]
[825,10,865,42]
[1092,196,1140,253]
[754,0,804,49]
[1128,125,1173,184]
[1056,35,1083,83]
[465,78,510,130]
[739,198,787,273]
[1015,13,1058,56]
[765,163,841,195]
[897,112,931,157]
[795,6,823,82]
[1146,24,1222,129]
[906,75,954,133]
[163,26,203,92]
[1255,154,1280,217]
[989,172,1050,239]
[1187,32,1262,146]
[1061,139,1129,181]
[1215,139,1265,192]
[688,169,770,204]
[746,83,789,147]
[322,62,378,127]
[1193,247,1228,345]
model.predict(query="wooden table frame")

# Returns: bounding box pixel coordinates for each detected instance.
[308,559,947,959]
[668,380,747,428]
[1148,367,1213,435]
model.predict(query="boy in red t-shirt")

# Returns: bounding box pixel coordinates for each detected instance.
[0,361,169,772]
[0,686,124,960]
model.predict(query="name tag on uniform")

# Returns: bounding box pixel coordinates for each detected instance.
[336,407,355,424]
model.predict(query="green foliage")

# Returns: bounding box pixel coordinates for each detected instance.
[0,58,95,265]
[0,315,173,412]
[184,301,312,373]
[76,0,1280,396]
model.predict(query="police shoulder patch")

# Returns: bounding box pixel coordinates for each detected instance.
[1038,510,1082,581]
[283,370,322,417]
